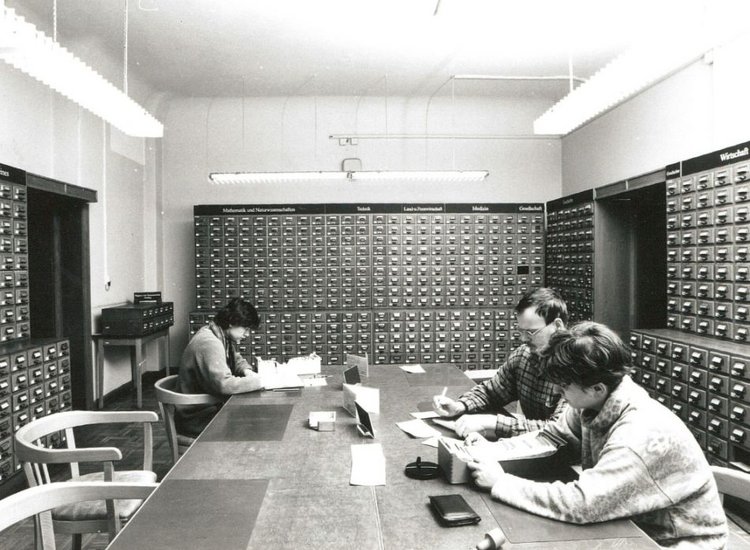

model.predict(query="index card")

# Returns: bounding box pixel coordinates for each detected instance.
[350,443,385,486]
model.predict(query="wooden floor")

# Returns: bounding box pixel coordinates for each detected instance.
[2,372,750,549]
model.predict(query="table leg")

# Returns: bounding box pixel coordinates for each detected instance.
[165,333,171,376]
[131,342,144,409]
[97,338,105,409]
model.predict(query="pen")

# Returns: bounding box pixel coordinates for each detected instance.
[441,386,448,397]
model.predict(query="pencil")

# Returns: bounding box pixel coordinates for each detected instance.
[441,386,448,397]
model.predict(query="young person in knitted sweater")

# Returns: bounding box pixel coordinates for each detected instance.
[176,298,264,437]
[467,322,727,549]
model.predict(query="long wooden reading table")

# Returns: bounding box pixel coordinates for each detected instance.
[109,364,659,549]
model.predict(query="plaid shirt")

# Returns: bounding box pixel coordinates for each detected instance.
[458,343,566,437]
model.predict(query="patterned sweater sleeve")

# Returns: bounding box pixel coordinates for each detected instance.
[489,442,674,524]
[495,396,568,437]
[457,348,521,413]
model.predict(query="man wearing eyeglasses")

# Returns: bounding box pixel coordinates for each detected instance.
[176,298,264,437]
[433,288,567,439]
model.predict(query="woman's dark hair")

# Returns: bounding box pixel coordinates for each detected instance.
[540,321,630,391]
[213,298,260,330]
[514,287,568,324]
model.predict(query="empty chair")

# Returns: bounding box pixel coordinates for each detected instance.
[14,410,159,550]
[712,465,750,503]
[154,374,221,464]
[0,481,157,549]
[712,465,750,549]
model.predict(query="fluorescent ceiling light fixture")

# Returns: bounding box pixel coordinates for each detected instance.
[533,21,722,136]
[0,6,163,138]
[209,170,489,184]
[349,171,488,183]
[210,172,349,184]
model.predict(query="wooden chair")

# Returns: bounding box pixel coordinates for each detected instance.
[712,465,750,503]
[154,374,221,464]
[0,481,157,549]
[14,410,159,550]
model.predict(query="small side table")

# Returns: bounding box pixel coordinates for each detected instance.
[93,327,171,409]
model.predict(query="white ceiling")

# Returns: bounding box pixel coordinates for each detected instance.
[9,0,722,99]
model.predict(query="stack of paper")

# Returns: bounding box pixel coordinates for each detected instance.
[400,364,426,374]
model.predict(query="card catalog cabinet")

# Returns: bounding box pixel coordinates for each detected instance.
[190,203,545,369]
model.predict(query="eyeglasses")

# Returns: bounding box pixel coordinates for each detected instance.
[519,325,546,339]
[231,326,252,337]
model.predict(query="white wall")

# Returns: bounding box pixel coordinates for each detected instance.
[0,30,164,395]
[161,95,563,355]
[561,34,750,193]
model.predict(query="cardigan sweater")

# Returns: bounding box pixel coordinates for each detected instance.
[489,377,727,549]
[175,322,263,436]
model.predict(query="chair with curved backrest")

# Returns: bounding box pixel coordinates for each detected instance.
[0,481,157,549]
[14,410,159,550]
[154,374,221,464]
[712,465,750,546]
[712,465,750,503]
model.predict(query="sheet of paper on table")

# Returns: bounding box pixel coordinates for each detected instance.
[410,411,440,419]
[350,443,386,486]
[422,435,462,448]
[301,376,328,387]
[396,419,441,439]
[399,364,426,374]
[432,418,457,431]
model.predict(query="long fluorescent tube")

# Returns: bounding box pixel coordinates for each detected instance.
[210,172,349,184]
[349,170,488,183]
[0,6,163,138]
[209,170,489,184]
[534,27,718,136]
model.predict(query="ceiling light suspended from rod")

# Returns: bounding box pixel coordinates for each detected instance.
[0,3,163,137]
[208,170,489,185]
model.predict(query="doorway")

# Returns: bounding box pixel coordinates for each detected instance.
[27,175,95,410]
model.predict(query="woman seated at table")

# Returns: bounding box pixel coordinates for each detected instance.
[467,321,727,549]
[176,298,263,437]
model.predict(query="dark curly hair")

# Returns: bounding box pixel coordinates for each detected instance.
[514,287,568,325]
[540,321,630,391]
[213,298,260,330]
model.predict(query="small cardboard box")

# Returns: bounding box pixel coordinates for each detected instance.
[437,438,472,484]
[309,411,336,431]
[437,432,568,484]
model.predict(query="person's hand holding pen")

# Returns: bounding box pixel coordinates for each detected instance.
[432,387,467,417]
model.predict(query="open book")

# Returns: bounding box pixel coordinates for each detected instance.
[261,371,303,390]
